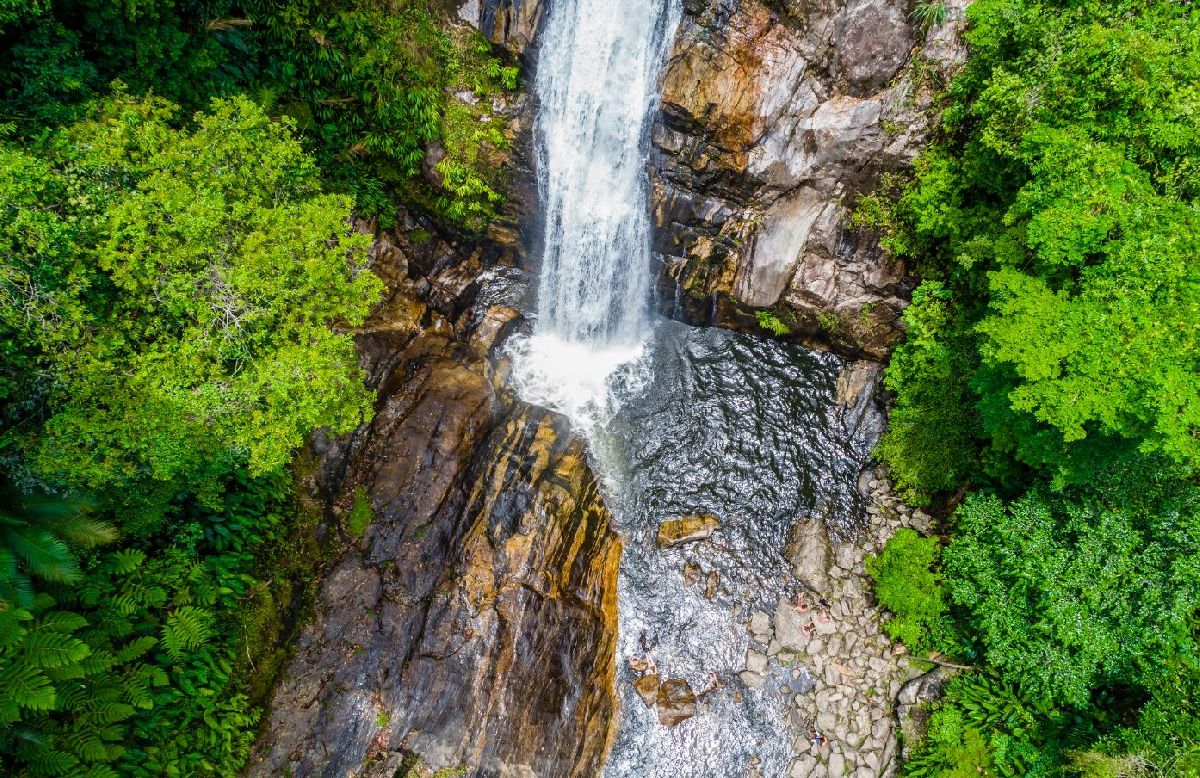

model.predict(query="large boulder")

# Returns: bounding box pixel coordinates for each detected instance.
[651,0,974,360]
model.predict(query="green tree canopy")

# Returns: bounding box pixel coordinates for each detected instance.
[944,467,1200,709]
[0,92,382,492]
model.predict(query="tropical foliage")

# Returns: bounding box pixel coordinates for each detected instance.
[863,0,1200,775]
[0,0,510,772]
[0,0,517,228]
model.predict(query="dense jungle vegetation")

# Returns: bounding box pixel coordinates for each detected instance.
[0,1,514,775]
[865,0,1200,775]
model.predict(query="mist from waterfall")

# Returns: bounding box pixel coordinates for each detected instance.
[507,0,681,428]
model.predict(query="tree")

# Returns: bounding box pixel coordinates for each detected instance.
[943,467,1200,709]
[0,91,383,493]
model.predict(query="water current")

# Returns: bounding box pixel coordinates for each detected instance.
[503,0,881,774]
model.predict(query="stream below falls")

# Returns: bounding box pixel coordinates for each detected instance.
[505,313,882,777]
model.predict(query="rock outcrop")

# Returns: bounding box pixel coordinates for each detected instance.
[248,219,620,778]
[651,0,972,359]
[458,0,547,55]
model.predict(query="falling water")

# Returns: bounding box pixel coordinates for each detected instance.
[500,1,883,776]
[507,0,681,426]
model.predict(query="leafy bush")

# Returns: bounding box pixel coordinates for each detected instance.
[0,92,371,776]
[875,0,1200,495]
[755,309,790,336]
[909,2,948,33]
[0,471,302,776]
[1,92,381,492]
[866,528,960,657]
[903,672,1074,778]
[0,0,520,228]
[871,5,1200,774]
[875,283,982,505]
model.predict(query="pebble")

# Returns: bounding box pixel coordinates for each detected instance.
[731,474,926,778]
[739,670,765,690]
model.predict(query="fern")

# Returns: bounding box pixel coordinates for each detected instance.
[114,636,157,664]
[20,631,90,668]
[16,741,81,775]
[161,606,212,662]
[0,603,32,649]
[1,486,114,602]
[106,549,146,575]
[0,663,57,710]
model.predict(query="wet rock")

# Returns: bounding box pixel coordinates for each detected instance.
[656,514,720,548]
[682,560,703,585]
[774,599,812,653]
[739,670,766,690]
[468,304,522,357]
[634,674,662,708]
[705,570,721,599]
[785,519,832,595]
[656,679,698,726]
[249,232,621,778]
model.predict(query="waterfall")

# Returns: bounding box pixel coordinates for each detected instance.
[508,0,681,427]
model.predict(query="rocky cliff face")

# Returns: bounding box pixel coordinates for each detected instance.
[461,0,546,55]
[248,219,620,778]
[651,0,970,359]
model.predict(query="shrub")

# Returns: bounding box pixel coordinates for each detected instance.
[755,309,790,336]
[866,528,958,656]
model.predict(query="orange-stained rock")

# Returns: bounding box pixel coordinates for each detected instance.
[656,515,721,548]
[656,679,698,726]
[248,226,621,778]
[634,674,662,708]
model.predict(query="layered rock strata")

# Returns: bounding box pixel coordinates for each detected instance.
[651,0,971,359]
[248,219,620,778]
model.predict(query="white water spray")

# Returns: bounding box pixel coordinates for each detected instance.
[508,0,681,429]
